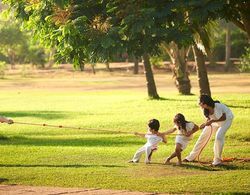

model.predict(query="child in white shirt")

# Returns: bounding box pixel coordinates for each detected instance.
[129,119,166,164]
[161,113,198,165]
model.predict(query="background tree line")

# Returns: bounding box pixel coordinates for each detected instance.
[1,0,249,98]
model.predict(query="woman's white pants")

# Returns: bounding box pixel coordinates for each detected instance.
[185,118,233,164]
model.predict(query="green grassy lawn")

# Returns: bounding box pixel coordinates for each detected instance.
[0,72,250,193]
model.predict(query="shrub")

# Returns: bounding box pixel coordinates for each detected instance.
[239,47,250,72]
[150,56,164,68]
[0,61,6,79]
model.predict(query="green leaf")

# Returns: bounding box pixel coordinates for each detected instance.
[101,37,115,49]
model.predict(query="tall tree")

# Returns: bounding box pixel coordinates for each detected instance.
[161,42,191,95]
[107,1,196,98]
[4,0,162,98]
[133,56,139,75]
[5,0,218,98]
[0,17,27,67]
[192,44,211,96]
[143,53,159,98]
[225,22,232,71]
[221,1,250,40]
[191,22,216,96]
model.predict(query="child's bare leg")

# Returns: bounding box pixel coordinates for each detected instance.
[164,151,177,164]
[175,143,183,165]
[148,151,153,161]
[148,148,157,161]
[145,146,152,164]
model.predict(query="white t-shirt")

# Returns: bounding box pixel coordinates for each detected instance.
[175,122,195,140]
[144,134,163,147]
[209,103,234,121]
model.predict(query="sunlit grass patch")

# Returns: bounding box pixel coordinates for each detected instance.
[0,74,250,193]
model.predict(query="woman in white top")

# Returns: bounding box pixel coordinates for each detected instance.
[184,95,234,166]
[161,113,198,165]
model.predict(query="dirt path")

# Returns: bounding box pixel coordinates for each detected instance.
[1,71,250,94]
[0,185,168,195]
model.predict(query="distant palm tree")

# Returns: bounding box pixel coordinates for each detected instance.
[133,56,139,74]
[161,42,191,95]
[225,22,232,72]
[191,21,218,96]
[143,53,159,99]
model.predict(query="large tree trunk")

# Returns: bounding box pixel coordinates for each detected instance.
[225,22,231,72]
[193,44,211,96]
[8,49,16,69]
[133,56,139,74]
[47,48,55,68]
[162,42,191,95]
[105,61,111,72]
[91,63,96,74]
[143,53,159,99]
[174,56,191,95]
[79,61,84,71]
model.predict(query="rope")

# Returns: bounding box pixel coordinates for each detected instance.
[13,121,132,134]
[190,126,249,165]
[8,121,182,136]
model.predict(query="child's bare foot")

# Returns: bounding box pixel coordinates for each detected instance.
[164,157,170,164]
[176,161,182,166]
[145,161,151,164]
[128,160,139,163]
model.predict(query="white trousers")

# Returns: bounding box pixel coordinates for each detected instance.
[132,145,153,163]
[185,118,233,163]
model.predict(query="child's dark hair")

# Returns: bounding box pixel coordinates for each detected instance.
[199,94,220,118]
[148,119,160,131]
[174,113,188,132]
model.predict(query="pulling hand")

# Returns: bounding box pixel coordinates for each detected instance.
[200,120,214,129]
[199,123,206,129]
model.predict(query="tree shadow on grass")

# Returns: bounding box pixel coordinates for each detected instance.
[0,135,143,147]
[1,111,108,120]
[152,162,218,171]
[149,97,196,101]
[152,161,250,171]
[0,111,68,120]
[0,164,124,168]
[181,162,250,171]
[181,163,219,171]
[0,135,8,140]
[0,178,9,183]
[226,104,250,109]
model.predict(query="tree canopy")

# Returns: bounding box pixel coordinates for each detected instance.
[3,0,207,66]
[4,0,248,98]
[3,0,248,64]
